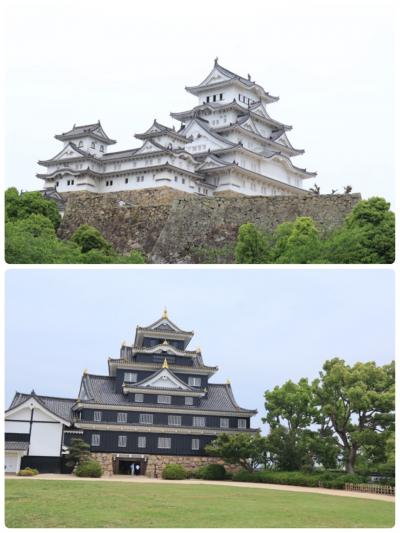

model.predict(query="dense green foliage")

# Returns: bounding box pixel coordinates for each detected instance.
[75,460,102,478]
[5,187,61,229]
[161,464,188,480]
[17,467,39,477]
[65,438,91,469]
[205,433,269,472]
[194,464,227,480]
[5,188,146,264]
[232,469,367,489]
[5,479,395,528]
[234,197,394,264]
[263,358,395,474]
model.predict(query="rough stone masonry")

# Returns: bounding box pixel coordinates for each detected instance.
[58,188,361,263]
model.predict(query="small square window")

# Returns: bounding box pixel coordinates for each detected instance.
[91,142,96,149]
[71,179,74,185]
[91,434,100,446]
[93,411,102,422]
[213,95,217,102]
[158,437,171,449]
[182,178,185,185]
[220,418,229,429]
[168,415,181,426]
[125,178,128,184]
[67,180,71,186]
[100,145,104,152]
[157,395,171,404]
[188,376,201,387]
[139,413,153,425]
[137,176,140,182]
[238,419,247,429]
[124,372,137,383]
[135,393,144,403]
[193,416,205,427]
[192,438,200,450]
[118,435,127,447]
[138,436,146,448]
[117,412,127,423]
[185,397,193,406]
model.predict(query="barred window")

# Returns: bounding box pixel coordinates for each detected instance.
[191,438,200,450]
[185,397,194,406]
[118,435,127,448]
[139,413,153,424]
[168,415,181,426]
[220,418,229,429]
[117,412,127,423]
[188,377,201,387]
[193,416,205,427]
[93,411,102,422]
[238,419,247,429]
[91,434,100,446]
[158,437,171,449]
[138,436,146,448]
[135,393,144,403]
[124,372,137,383]
[157,395,171,404]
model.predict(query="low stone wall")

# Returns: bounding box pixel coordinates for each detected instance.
[58,188,362,263]
[146,454,240,479]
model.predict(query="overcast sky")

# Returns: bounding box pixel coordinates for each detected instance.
[5,269,394,432]
[3,0,395,204]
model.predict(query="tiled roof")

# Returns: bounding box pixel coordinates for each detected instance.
[78,374,256,414]
[5,441,29,451]
[8,392,75,422]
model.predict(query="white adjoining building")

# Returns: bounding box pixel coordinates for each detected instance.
[37,60,316,197]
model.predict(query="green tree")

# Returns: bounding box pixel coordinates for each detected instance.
[65,438,91,469]
[5,188,61,229]
[234,223,270,263]
[205,432,268,472]
[324,197,395,264]
[313,358,395,473]
[272,217,322,264]
[70,224,114,254]
[5,215,82,264]
[263,379,335,470]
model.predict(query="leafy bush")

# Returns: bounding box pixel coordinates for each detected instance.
[232,470,368,489]
[196,464,227,480]
[75,460,102,478]
[161,464,188,480]
[17,467,39,476]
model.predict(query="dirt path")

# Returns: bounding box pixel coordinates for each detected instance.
[7,473,394,503]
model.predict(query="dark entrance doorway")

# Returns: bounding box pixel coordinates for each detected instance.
[115,458,146,475]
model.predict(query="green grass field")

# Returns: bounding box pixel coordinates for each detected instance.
[5,479,395,528]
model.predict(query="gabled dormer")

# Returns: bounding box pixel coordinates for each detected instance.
[54,121,116,157]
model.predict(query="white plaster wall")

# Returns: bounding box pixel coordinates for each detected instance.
[5,420,30,433]
[29,422,63,456]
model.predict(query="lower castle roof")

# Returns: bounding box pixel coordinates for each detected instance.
[8,392,76,423]
[78,374,256,415]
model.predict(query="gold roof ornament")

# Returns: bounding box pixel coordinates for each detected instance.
[226,378,231,385]
[162,358,169,369]
[122,340,127,346]
[196,346,201,353]
[162,307,168,319]
[83,368,88,375]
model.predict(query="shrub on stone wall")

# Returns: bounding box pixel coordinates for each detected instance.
[17,467,39,476]
[75,460,102,478]
[161,464,188,480]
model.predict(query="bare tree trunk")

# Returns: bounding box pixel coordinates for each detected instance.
[346,445,358,473]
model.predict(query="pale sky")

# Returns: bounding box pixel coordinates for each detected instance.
[5,269,394,432]
[3,0,395,204]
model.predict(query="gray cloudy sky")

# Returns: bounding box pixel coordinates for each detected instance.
[4,0,395,203]
[5,269,394,432]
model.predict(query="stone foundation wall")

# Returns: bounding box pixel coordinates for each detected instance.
[58,188,361,263]
[146,454,240,479]
[90,452,239,478]
[91,452,114,476]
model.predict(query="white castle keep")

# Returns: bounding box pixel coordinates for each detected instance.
[37,60,316,197]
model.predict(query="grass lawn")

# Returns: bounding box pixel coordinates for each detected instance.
[5,479,395,528]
